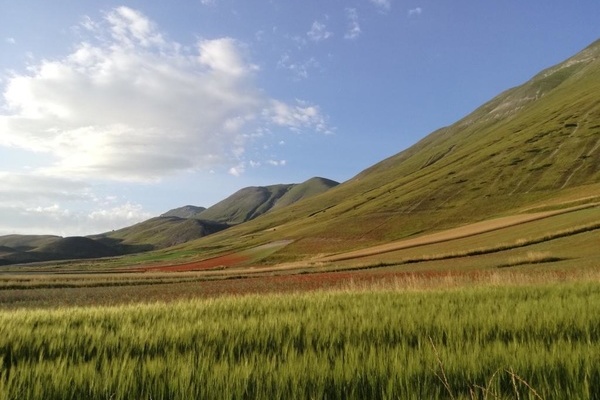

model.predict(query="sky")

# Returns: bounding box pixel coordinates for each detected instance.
[0,1,599,236]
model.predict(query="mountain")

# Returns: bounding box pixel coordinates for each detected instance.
[161,205,206,218]
[90,217,229,254]
[0,177,337,266]
[0,235,61,251]
[0,235,119,265]
[178,39,600,260]
[184,177,339,224]
[36,237,120,260]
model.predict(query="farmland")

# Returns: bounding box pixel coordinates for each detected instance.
[1,279,600,399]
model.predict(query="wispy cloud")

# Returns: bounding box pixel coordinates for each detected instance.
[408,7,423,17]
[0,7,329,182]
[266,99,331,134]
[307,21,333,42]
[370,0,391,12]
[344,8,361,40]
[266,159,286,166]
[5,37,16,45]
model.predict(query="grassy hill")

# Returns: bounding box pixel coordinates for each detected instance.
[0,177,337,266]
[161,206,207,219]
[193,177,339,224]
[92,217,230,253]
[170,39,600,262]
[0,235,61,251]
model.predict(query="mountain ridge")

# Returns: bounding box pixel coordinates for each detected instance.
[172,38,600,261]
[0,177,338,266]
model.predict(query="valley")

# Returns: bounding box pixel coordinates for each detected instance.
[1,37,599,400]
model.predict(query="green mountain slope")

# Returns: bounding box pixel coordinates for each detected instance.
[36,237,120,260]
[0,235,119,265]
[93,217,229,252]
[179,39,600,260]
[161,206,206,219]
[193,177,339,224]
[0,235,61,251]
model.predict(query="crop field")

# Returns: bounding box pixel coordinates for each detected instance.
[1,279,600,400]
[0,202,598,399]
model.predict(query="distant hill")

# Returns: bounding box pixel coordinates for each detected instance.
[194,177,339,224]
[0,235,61,251]
[0,176,337,266]
[93,217,229,252]
[36,236,120,259]
[0,235,119,265]
[161,205,206,219]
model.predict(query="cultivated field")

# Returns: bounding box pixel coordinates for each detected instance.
[0,202,599,398]
[1,279,600,399]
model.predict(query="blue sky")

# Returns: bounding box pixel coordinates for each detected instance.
[0,1,599,236]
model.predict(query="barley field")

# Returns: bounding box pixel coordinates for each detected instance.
[1,280,599,399]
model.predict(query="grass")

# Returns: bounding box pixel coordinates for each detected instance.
[1,280,599,399]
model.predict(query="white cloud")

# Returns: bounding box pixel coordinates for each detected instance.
[0,7,329,182]
[0,173,91,205]
[228,163,245,177]
[0,202,152,236]
[344,8,361,40]
[0,172,152,236]
[370,0,391,12]
[198,37,258,77]
[307,21,333,42]
[266,159,286,166]
[408,7,423,17]
[5,37,16,45]
[105,6,166,48]
[88,202,152,226]
[266,100,331,134]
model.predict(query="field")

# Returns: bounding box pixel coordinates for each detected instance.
[0,202,599,398]
[1,279,600,400]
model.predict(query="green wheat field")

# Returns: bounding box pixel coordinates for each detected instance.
[1,280,599,399]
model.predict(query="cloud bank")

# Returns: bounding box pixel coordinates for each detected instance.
[0,6,330,235]
[370,0,391,12]
[0,6,328,182]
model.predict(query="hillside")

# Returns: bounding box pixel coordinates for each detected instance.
[191,177,339,224]
[0,177,337,266]
[0,235,119,265]
[36,237,120,260]
[161,206,207,219]
[175,39,600,261]
[94,217,229,252]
